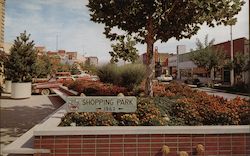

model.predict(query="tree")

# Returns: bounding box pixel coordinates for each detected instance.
[109,35,139,63]
[190,35,226,80]
[70,63,80,75]
[5,31,37,82]
[87,0,244,96]
[230,53,249,83]
[35,55,52,78]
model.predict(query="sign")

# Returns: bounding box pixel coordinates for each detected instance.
[66,96,137,112]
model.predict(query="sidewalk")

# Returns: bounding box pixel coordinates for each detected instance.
[196,87,250,100]
[0,94,65,156]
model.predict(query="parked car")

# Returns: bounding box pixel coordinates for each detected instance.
[184,78,203,87]
[32,77,74,95]
[157,75,173,82]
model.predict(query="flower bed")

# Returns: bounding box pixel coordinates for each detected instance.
[60,82,249,126]
[65,79,128,96]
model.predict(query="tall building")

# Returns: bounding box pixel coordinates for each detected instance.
[0,0,5,50]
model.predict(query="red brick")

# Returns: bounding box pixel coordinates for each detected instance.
[111,138,123,143]
[124,134,136,138]
[178,142,191,147]
[219,150,232,155]
[41,144,54,149]
[138,153,151,156]
[68,154,82,156]
[55,136,68,139]
[151,143,164,148]
[138,143,150,148]
[205,146,218,151]
[138,138,150,142]
[192,137,205,143]
[165,137,177,142]
[124,138,136,142]
[124,144,136,148]
[55,139,68,144]
[54,154,68,156]
[110,144,123,148]
[69,144,81,148]
[69,139,81,144]
[151,138,164,143]
[178,136,192,142]
[69,148,81,153]
[110,148,123,152]
[69,135,82,139]
[82,139,95,143]
[97,135,109,138]
[151,134,165,138]
[124,153,137,156]
[82,144,95,148]
[205,151,218,155]
[96,153,109,156]
[97,143,109,148]
[111,135,123,138]
[137,147,150,152]
[96,148,109,153]
[138,134,150,138]
[205,137,217,142]
[82,135,96,138]
[124,148,137,152]
[81,154,95,156]
[55,144,68,149]
[151,147,161,152]
[96,139,109,144]
[110,152,123,156]
[179,147,192,152]
[82,148,95,153]
[55,149,68,153]
[41,139,54,144]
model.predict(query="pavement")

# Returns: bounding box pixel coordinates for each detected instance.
[0,93,65,156]
[196,87,250,100]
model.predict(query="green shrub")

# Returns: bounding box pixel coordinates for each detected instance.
[97,64,120,84]
[119,64,146,90]
[97,63,146,90]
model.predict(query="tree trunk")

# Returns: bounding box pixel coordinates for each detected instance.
[145,17,154,97]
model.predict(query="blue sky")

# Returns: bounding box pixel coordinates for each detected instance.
[5,0,249,63]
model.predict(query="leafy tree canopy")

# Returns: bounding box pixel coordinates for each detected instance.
[35,55,52,78]
[190,35,226,71]
[88,0,244,43]
[109,35,139,63]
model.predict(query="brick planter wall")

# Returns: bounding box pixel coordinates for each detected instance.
[34,133,250,156]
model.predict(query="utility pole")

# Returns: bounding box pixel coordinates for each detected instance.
[56,33,58,51]
[230,25,234,86]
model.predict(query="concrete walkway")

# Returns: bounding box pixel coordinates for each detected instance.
[0,94,65,156]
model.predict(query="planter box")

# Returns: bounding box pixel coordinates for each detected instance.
[11,82,31,99]
[32,106,250,156]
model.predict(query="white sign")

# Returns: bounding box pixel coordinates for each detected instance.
[66,96,137,112]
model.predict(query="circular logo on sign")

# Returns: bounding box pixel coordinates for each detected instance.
[68,103,79,111]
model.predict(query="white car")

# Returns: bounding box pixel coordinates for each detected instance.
[157,75,173,82]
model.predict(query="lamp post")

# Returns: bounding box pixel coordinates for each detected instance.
[230,24,234,86]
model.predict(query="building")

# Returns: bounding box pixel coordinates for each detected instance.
[86,56,98,66]
[47,50,78,65]
[0,0,5,50]
[140,47,172,77]
[35,46,46,57]
[173,37,250,85]
[0,0,5,86]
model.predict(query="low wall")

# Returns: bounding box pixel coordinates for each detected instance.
[33,106,250,156]
[34,133,249,156]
